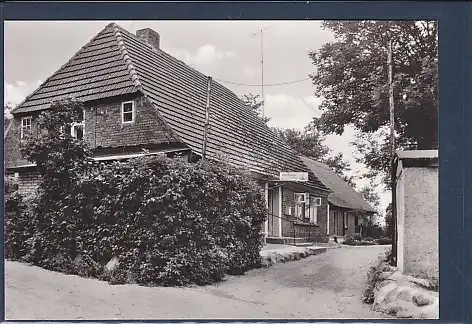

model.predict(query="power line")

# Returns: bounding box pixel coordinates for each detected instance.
[214,77,311,87]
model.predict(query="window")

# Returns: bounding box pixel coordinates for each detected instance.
[20,116,32,139]
[293,193,321,224]
[309,197,319,224]
[69,110,85,140]
[294,193,308,219]
[122,101,135,123]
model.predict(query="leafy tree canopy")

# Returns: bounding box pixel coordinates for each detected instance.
[272,125,354,186]
[359,184,381,210]
[241,93,271,124]
[309,21,438,185]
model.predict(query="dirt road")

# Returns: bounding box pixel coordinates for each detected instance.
[5,245,389,320]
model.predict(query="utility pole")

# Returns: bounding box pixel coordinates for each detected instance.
[388,38,397,266]
[202,76,212,158]
[388,39,395,158]
[260,29,265,118]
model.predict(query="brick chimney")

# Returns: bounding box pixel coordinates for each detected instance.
[136,28,160,50]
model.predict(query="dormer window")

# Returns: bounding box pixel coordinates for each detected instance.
[20,116,32,139]
[122,101,135,123]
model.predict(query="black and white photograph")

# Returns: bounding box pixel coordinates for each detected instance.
[4,18,438,320]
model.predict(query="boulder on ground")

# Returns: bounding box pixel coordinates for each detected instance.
[413,291,436,307]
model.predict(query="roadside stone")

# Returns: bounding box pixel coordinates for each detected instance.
[385,300,410,316]
[387,270,403,281]
[376,279,394,289]
[259,246,327,269]
[413,291,436,306]
[373,281,398,306]
[396,287,416,302]
[378,271,394,280]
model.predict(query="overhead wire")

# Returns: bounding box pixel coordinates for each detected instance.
[213,77,311,87]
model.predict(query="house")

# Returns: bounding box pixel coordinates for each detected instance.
[4,23,331,243]
[393,150,438,278]
[299,156,377,239]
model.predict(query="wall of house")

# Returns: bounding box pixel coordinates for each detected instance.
[397,165,438,279]
[85,94,179,150]
[279,187,328,243]
[329,207,361,237]
[5,94,182,171]
[4,114,40,168]
[9,170,41,197]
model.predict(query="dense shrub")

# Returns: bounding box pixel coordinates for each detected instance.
[9,98,267,286]
[343,233,378,246]
[375,237,393,245]
[4,177,33,260]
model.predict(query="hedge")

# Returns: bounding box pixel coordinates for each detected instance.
[5,156,267,286]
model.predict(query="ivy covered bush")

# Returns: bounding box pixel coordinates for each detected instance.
[7,98,267,286]
[4,177,33,260]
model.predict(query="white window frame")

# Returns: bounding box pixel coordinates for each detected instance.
[309,197,319,224]
[71,110,85,139]
[294,193,309,220]
[121,101,135,124]
[20,116,32,139]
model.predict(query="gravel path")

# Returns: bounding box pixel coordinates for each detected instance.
[5,245,389,320]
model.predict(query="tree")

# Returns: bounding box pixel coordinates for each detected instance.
[272,127,329,161]
[4,104,13,133]
[241,93,271,124]
[272,124,353,184]
[359,184,381,210]
[384,203,394,239]
[309,21,438,185]
[323,152,355,187]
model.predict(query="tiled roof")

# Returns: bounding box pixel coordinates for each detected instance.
[11,23,329,192]
[11,25,139,114]
[300,156,377,213]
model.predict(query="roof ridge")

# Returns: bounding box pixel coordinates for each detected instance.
[110,24,144,92]
[11,24,112,115]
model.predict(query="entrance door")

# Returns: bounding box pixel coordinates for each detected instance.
[267,187,281,237]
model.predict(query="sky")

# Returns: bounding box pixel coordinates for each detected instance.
[3,20,390,220]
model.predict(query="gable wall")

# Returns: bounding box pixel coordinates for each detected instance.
[85,94,181,150]
[6,94,184,169]
[5,114,40,168]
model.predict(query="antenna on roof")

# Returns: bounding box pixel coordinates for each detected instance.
[252,27,269,118]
